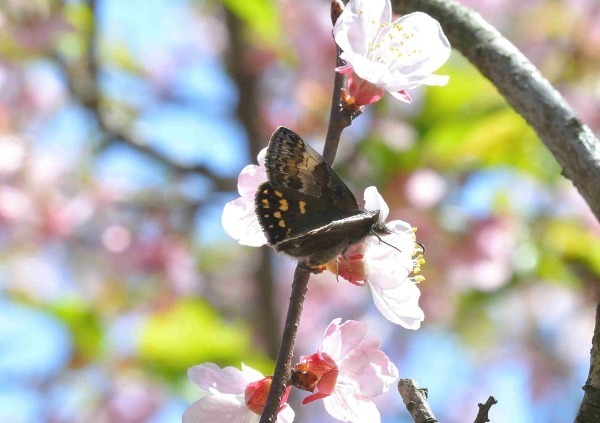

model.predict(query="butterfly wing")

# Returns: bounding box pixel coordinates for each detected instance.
[264,127,360,214]
[275,211,380,266]
[255,181,364,245]
[256,127,377,266]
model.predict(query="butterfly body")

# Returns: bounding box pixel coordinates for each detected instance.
[255,127,386,267]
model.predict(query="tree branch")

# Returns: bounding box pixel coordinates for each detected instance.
[474,396,498,423]
[224,8,280,359]
[575,291,600,423]
[398,379,438,423]
[56,0,234,192]
[392,0,600,223]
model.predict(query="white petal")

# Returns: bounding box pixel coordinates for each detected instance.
[222,197,267,247]
[334,0,392,57]
[240,363,265,384]
[182,394,251,423]
[188,363,247,394]
[363,187,389,222]
[277,405,296,423]
[341,52,388,86]
[379,12,450,87]
[321,318,368,362]
[256,147,267,168]
[323,389,381,423]
[369,281,424,329]
[382,72,450,92]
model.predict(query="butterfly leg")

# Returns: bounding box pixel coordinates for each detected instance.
[298,261,326,274]
[305,241,348,269]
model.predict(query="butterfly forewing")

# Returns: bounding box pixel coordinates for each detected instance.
[264,127,360,213]
[255,126,381,267]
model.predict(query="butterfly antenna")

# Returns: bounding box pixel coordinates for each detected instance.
[370,230,403,254]
[416,241,426,254]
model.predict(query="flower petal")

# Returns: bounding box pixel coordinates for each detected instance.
[222,197,267,247]
[378,12,451,90]
[321,318,368,362]
[340,52,388,86]
[241,363,266,385]
[363,187,389,222]
[369,281,424,329]
[334,0,392,57]
[277,404,295,423]
[238,164,267,198]
[188,363,248,394]
[338,345,398,397]
[388,90,412,103]
[182,394,250,423]
[323,388,381,423]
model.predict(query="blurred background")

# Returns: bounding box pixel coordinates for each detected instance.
[0,0,599,422]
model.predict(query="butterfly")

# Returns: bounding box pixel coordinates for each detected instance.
[254,126,388,268]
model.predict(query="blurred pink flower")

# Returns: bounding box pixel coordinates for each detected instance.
[333,0,451,105]
[326,187,425,329]
[292,318,398,422]
[221,148,268,247]
[183,363,294,423]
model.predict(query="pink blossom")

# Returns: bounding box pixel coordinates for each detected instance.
[333,0,451,106]
[292,319,398,422]
[221,148,268,247]
[325,187,425,329]
[183,363,294,423]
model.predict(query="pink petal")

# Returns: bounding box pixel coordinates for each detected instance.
[388,90,412,103]
[237,164,267,198]
[188,363,247,394]
[335,65,354,75]
[321,319,368,362]
[369,281,424,329]
[363,187,389,222]
[302,390,332,405]
[338,346,398,397]
[323,388,381,423]
[182,394,250,423]
[221,197,267,247]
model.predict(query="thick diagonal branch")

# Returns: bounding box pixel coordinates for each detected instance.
[392,0,600,223]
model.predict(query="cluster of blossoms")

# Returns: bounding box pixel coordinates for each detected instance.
[187,0,450,421]
[183,319,397,423]
[223,147,426,329]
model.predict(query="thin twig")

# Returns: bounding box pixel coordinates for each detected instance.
[258,266,311,422]
[398,379,438,423]
[259,2,354,420]
[392,0,600,223]
[474,396,498,423]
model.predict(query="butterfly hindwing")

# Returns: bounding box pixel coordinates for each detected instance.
[264,127,360,213]
[275,211,380,266]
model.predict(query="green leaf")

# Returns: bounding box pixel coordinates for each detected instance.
[221,0,281,45]
[138,298,271,374]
